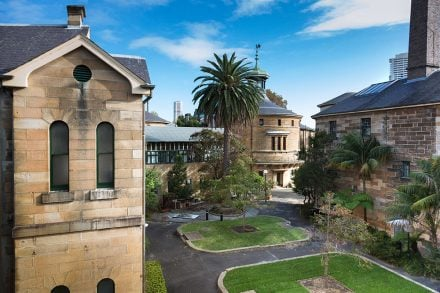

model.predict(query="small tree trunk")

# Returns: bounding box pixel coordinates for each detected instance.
[362,178,367,222]
[223,125,230,176]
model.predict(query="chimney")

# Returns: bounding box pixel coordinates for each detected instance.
[407,0,440,79]
[67,5,86,27]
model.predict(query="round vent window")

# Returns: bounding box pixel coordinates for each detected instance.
[73,65,92,82]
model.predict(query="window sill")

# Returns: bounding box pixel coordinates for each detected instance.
[89,189,119,201]
[41,191,74,204]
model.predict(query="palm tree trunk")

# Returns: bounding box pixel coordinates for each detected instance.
[362,178,367,222]
[223,125,230,175]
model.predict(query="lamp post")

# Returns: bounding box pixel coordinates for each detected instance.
[263,169,268,203]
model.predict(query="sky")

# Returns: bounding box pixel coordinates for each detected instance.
[0,0,412,127]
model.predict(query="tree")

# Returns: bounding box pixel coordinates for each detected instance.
[388,158,440,249]
[330,132,392,221]
[167,154,192,199]
[192,53,264,175]
[265,89,287,108]
[293,131,334,207]
[176,114,206,127]
[145,169,161,215]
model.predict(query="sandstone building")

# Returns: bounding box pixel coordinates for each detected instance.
[313,0,440,231]
[0,5,153,292]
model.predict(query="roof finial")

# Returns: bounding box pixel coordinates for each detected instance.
[255,44,261,69]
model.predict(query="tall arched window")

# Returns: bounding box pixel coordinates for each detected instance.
[51,285,70,293]
[97,122,114,188]
[97,278,115,293]
[50,121,69,191]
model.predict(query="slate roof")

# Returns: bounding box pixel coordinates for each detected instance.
[145,126,223,142]
[317,92,355,108]
[300,124,315,131]
[0,25,151,83]
[312,71,440,118]
[145,112,170,124]
[259,98,300,117]
[0,25,88,74]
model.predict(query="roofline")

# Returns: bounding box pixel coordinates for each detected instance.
[259,113,303,118]
[2,34,152,95]
[312,102,440,119]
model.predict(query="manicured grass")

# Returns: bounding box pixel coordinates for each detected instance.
[179,215,308,251]
[223,254,430,293]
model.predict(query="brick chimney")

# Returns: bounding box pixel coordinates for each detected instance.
[407,0,440,79]
[67,5,86,27]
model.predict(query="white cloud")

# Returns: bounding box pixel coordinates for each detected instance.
[130,22,250,67]
[99,29,121,43]
[233,0,284,17]
[105,0,170,6]
[302,0,411,35]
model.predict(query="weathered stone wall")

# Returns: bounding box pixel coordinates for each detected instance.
[315,106,438,227]
[12,47,144,291]
[0,87,15,292]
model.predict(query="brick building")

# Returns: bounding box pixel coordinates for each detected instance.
[313,0,440,230]
[0,5,153,292]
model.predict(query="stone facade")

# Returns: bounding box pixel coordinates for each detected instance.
[315,105,439,227]
[0,87,14,293]
[10,47,146,292]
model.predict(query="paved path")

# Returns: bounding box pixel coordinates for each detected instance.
[146,192,440,293]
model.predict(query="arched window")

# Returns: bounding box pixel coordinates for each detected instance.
[97,122,114,188]
[50,121,69,191]
[97,278,115,293]
[51,285,70,293]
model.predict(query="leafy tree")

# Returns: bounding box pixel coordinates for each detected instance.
[330,132,392,221]
[293,131,334,207]
[265,89,288,108]
[193,53,264,175]
[388,158,440,249]
[191,129,224,179]
[333,189,374,213]
[176,114,206,127]
[167,154,192,199]
[145,168,161,215]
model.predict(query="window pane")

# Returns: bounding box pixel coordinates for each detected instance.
[97,279,115,293]
[52,155,68,187]
[97,123,114,153]
[51,285,70,293]
[98,154,114,185]
[51,122,68,154]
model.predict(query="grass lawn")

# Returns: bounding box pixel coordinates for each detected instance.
[179,215,308,251]
[223,254,430,293]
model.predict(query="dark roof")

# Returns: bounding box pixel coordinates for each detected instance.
[113,55,151,84]
[145,112,170,124]
[317,92,355,108]
[0,25,151,84]
[313,71,440,118]
[145,126,223,142]
[259,98,300,117]
[0,25,88,74]
[300,124,315,131]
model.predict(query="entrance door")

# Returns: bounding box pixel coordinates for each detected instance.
[276,172,283,186]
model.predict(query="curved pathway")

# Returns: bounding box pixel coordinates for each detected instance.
[145,201,440,293]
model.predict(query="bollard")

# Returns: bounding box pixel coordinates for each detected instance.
[205,211,209,221]
[220,214,223,221]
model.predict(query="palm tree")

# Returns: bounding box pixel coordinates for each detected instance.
[192,53,264,175]
[389,158,440,248]
[330,132,392,221]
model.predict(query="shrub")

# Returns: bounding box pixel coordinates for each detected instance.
[145,260,167,293]
[364,228,401,262]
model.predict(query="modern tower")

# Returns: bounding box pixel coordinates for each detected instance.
[389,53,408,80]
[173,101,182,123]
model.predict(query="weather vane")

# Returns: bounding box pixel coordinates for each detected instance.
[255,44,261,67]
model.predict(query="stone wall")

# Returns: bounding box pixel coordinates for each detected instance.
[0,87,15,292]
[12,47,144,291]
[315,105,438,227]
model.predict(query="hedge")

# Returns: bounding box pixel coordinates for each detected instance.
[145,260,167,293]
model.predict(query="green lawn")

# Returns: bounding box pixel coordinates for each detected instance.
[179,215,308,251]
[223,254,430,293]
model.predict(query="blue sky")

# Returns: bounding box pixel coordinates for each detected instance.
[0,0,411,127]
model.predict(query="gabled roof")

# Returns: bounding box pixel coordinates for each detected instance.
[259,98,301,117]
[312,71,440,118]
[0,25,88,74]
[145,126,223,142]
[0,25,151,85]
[145,112,170,124]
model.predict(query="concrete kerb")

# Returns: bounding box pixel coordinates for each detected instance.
[217,252,438,293]
[176,216,312,254]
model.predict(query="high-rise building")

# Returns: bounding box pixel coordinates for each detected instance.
[174,101,182,122]
[389,53,408,80]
